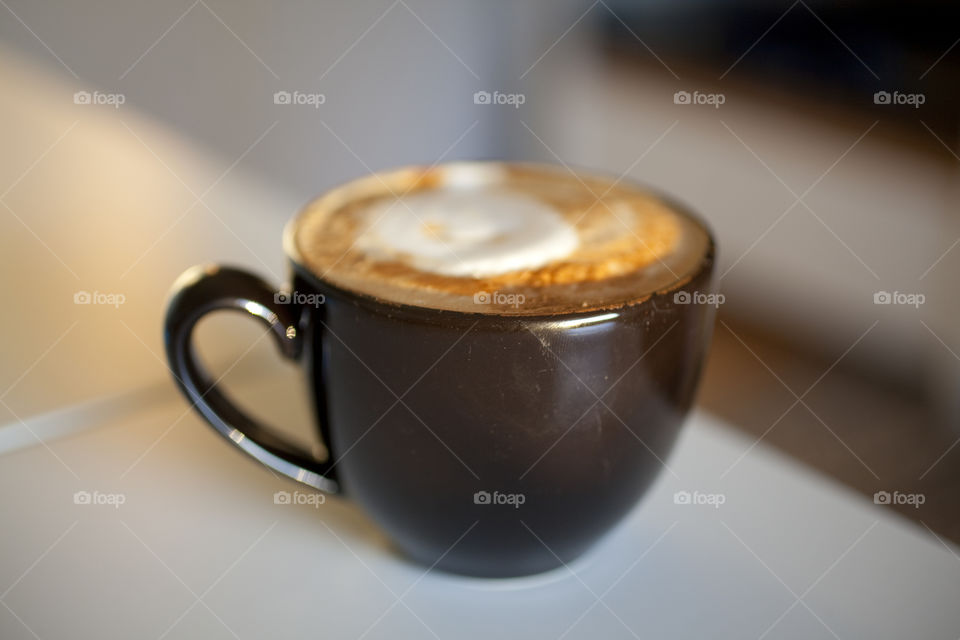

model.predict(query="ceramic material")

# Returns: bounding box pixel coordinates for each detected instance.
[163,165,716,577]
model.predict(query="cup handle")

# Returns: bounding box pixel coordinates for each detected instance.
[163,264,339,494]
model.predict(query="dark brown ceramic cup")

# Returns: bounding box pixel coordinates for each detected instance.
[163,165,716,578]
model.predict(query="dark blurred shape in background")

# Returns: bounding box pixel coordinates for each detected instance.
[602,0,960,135]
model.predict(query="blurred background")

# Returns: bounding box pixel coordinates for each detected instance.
[1,0,957,541]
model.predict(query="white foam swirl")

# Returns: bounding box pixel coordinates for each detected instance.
[355,189,579,277]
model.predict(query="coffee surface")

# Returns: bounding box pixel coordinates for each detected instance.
[290,163,710,315]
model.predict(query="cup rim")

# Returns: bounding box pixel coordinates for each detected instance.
[282,161,715,321]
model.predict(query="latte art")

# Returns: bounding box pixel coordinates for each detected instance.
[355,190,579,278]
[291,163,710,315]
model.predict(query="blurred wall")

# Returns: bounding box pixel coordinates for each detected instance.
[0,0,580,198]
[0,0,586,424]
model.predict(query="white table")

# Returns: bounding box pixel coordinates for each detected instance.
[1,374,958,639]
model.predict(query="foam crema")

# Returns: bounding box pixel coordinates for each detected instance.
[290,163,711,315]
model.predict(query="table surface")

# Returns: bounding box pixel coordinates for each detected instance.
[1,374,958,640]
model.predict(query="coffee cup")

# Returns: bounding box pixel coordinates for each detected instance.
[163,162,716,577]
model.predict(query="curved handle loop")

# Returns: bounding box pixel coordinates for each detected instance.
[163,264,339,494]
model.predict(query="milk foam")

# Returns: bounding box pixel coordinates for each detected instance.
[354,189,580,278]
[292,162,711,315]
